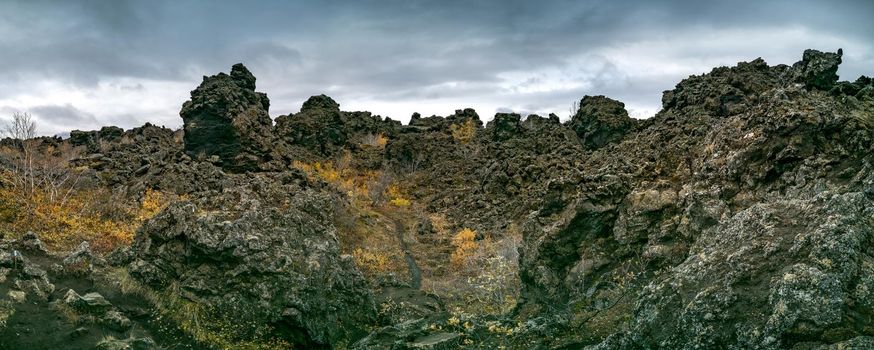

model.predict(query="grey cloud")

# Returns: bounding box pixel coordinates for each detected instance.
[0,0,872,133]
[30,104,97,123]
[28,104,98,131]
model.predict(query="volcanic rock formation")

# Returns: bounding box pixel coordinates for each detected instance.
[2,48,872,350]
[180,63,276,172]
[128,172,376,347]
[568,95,637,149]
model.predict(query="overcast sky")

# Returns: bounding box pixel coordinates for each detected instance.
[1,0,872,136]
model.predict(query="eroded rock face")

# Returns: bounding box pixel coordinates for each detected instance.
[516,49,874,348]
[593,191,874,349]
[486,113,522,142]
[180,63,275,171]
[792,48,842,90]
[275,95,398,158]
[568,95,636,149]
[275,95,347,156]
[128,174,376,347]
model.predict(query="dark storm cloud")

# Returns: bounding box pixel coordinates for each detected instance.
[0,0,872,134]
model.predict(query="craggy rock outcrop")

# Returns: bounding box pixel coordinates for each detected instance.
[486,113,522,142]
[517,49,874,348]
[180,64,276,171]
[275,94,399,158]
[568,95,636,149]
[792,48,842,90]
[446,108,484,127]
[69,126,124,152]
[71,124,180,185]
[275,95,348,156]
[594,191,874,349]
[831,75,874,98]
[128,173,376,348]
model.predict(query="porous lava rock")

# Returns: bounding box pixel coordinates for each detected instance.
[792,48,842,90]
[567,95,636,149]
[128,174,376,347]
[275,94,398,158]
[180,63,275,172]
[516,49,874,349]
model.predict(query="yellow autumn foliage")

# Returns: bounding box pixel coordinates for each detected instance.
[449,119,477,143]
[386,184,412,207]
[352,247,394,275]
[361,133,388,148]
[450,228,478,267]
[0,185,171,253]
[389,198,411,207]
[293,159,380,204]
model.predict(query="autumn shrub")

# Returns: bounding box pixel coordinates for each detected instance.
[429,213,448,234]
[0,113,172,253]
[361,133,388,148]
[386,184,412,207]
[352,247,394,276]
[423,225,522,316]
[389,198,411,207]
[0,184,172,253]
[450,119,477,143]
[450,228,478,267]
[293,159,377,203]
[0,114,171,253]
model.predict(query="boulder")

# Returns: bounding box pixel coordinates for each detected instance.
[19,231,47,253]
[94,337,158,350]
[274,95,398,157]
[70,327,89,339]
[101,310,132,331]
[63,289,112,313]
[274,95,347,156]
[13,262,55,301]
[301,93,340,112]
[61,241,93,273]
[6,290,26,303]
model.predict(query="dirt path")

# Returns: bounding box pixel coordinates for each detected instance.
[381,210,422,290]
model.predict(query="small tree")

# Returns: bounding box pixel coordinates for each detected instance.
[0,112,81,204]
[4,112,36,140]
[2,112,38,196]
